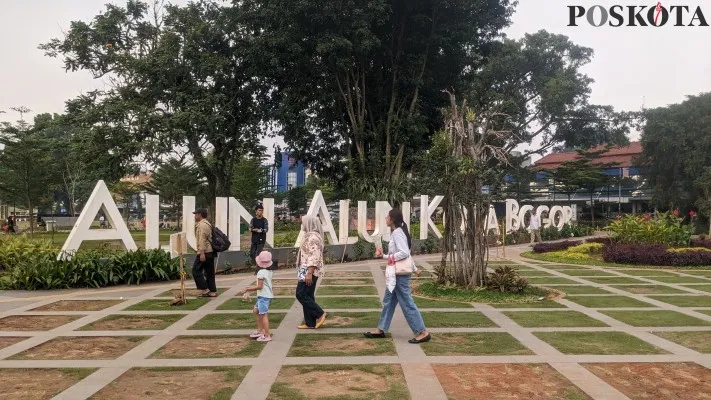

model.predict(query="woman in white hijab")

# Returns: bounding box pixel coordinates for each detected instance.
[295,216,327,329]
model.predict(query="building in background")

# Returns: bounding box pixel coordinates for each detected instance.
[274,151,307,193]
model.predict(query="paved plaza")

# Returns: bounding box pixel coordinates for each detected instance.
[1,245,711,399]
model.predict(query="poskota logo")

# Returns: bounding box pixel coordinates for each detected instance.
[568,2,709,27]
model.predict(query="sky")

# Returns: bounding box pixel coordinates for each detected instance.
[1,0,710,159]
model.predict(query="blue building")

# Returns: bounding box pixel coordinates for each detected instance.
[274,151,307,193]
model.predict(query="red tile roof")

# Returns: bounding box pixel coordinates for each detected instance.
[534,142,642,169]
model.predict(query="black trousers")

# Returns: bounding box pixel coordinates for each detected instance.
[296,277,324,327]
[250,241,265,260]
[192,252,217,293]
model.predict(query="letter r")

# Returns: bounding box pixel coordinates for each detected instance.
[568,6,586,26]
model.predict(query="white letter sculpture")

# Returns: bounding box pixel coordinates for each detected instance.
[296,190,339,246]
[420,195,443,240]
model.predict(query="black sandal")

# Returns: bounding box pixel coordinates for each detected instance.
[408,334,431,344]
[364,331,386,339]
[198,293,217,298]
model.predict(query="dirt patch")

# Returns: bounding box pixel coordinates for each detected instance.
[272,279,298,286]
[12,336,146,360]
[0,368,93,400]
[433,364,591,400]
[84,315,181,331]
[151,336,260,359]
[0,337,25,350]
[30,300,121,312]
[326,272,372,278]
[586,362,711,400]
[0,315,80,331]
[318,338,378,352]
[91,368,244,400]
[273,288,295,296]
[322,279,373,285]
[326,316,357,327]
[275,366,393,398]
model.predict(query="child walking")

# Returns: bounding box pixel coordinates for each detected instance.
[239,251,274,342]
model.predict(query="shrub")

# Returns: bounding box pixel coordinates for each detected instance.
[420,237,442,254]
[486,266,529,293]
[0,235,57,270]
[691,239,711,250]
[533,240,582,253]
[586,237,613,246]
[602,244,711,266]
[541,226,563,241]
[565,243,604,255]
[352,238,376,261]
[0,249,179,290]
[606,212,691,246]
[274,231,299,248]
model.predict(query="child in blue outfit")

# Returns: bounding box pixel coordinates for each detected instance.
[238,251,274,342]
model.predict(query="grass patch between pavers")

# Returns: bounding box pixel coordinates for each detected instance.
[553,285,613,295]
[601,310,711,327]
[615,285,689,295]
[91,367,248,400]
[422,311,498,328]
[610,269,681,277]
[156,288,228,298]
[126,298,210,311]
[564,295,656,308]
[534,331,668,355]
[0,368,96,400]
[414,297,475,309]
[676,270,711,277]
[218,298,295,311]
[421,333,533,356]
[320,312,382,328]
[517,270,556,277]
[323,271,374,278]
[150,336,265,359]
[79,314,184,331]
[585,277,648,284]
[30,300,122,312]
[10,336,147,360]
[268,364,408,400]
[490,300,566,309]
[556,269,619,277]
[648,295,711,307]
[317,286,379,296]
[189,313,286,330]
[526,277,581,285]
[646,276,711,284]
[0,337,25,350]
[414,281,551,305]
[0,315,81,331]
[653,331,711,353]
[288,333,396,357]
[682,285,711,293]
[318,297,382,310]
[320,278,375,286]
[504,311,608,328]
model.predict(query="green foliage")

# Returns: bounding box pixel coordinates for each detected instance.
[352,238,376,261]
[0,235,57,270]
[232,156,272,205]
[415,280,548,304]
[606,212,691,247]
[274,231,299,248]
[285,186,308,215]
[146,159,205,217]
[420,237,442,255]
[486,266,529,294]
[0,249,179,290]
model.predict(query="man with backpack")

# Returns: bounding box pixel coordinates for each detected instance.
[193,208,218,298]
[249,204,269,261]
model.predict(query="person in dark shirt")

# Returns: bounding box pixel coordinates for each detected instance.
[7,214,16,233]
[250,204,268,261]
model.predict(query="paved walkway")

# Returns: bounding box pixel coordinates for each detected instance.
[0,244,711,399]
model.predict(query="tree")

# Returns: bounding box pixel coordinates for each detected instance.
[0,112,59,234]
[145,158,204,218]
[696,167,711,237]
[241,0,517,201]
[110,181,141,222]
[231,156,271,205]
[286,186,308,216]
[642,92,711,211]
[41,0,265,202]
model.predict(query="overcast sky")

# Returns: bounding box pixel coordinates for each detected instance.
[1,0,710,155]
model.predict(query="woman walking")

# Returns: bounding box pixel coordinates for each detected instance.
[295,216,327,329]
[364,209,431,344]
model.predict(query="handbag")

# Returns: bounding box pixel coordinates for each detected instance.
[390,254,414,276]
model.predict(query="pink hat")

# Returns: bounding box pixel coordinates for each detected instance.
[255,251,273,269]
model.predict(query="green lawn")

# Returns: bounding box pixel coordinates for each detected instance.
[125,298,211,311]
[503,311,608,328]
[556,270,618,277]
[517,270,556,277]
[189,313,286,330]
[318,297,383,310]
[610,270,682,277]
[155,288,229,298]
[564,296,656,309]
[490,300,566,309]
[421,333,533,356]
[317,286,379,296]
[287,333,396,357]
[553,286,613,295]
[682,285,711,293]
[614,285,689,295]
[653,331,711,353]
[318,312,382,328]
[217,298,295,311]
[413,297,475,309]
[585,277,648,285]
[421,312,498,328]
[534,331,668,355]
[648,295,711,307]
[601,310,711,327]
[647,276,711,284]
[526,277,580,285]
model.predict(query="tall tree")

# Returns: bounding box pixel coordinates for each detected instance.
[41,0,265,202]
[145,158,204,218]
[231,155,271,205]
[642,92,711,211]
[696,167,711,237]
[241,0,517,201]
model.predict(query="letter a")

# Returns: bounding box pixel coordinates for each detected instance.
[59,180,137,260]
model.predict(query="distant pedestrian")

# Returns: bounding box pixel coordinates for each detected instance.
[193,208,217,298]
[250,204,268,261]
[7,214,16,234]
[99,215,107,229]
[530,208,542,245]
[239,251,275,342]
[295,216,327,329]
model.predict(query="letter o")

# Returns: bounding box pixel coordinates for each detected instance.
[587,5,609,27]
[518,205,534,231]
[549,206,565,230]
[648,5,669,26]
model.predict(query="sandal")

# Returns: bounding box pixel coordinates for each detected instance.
[364,331,386,339]
[198,293,217,298]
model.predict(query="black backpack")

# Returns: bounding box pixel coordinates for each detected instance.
[211,225,231,252]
